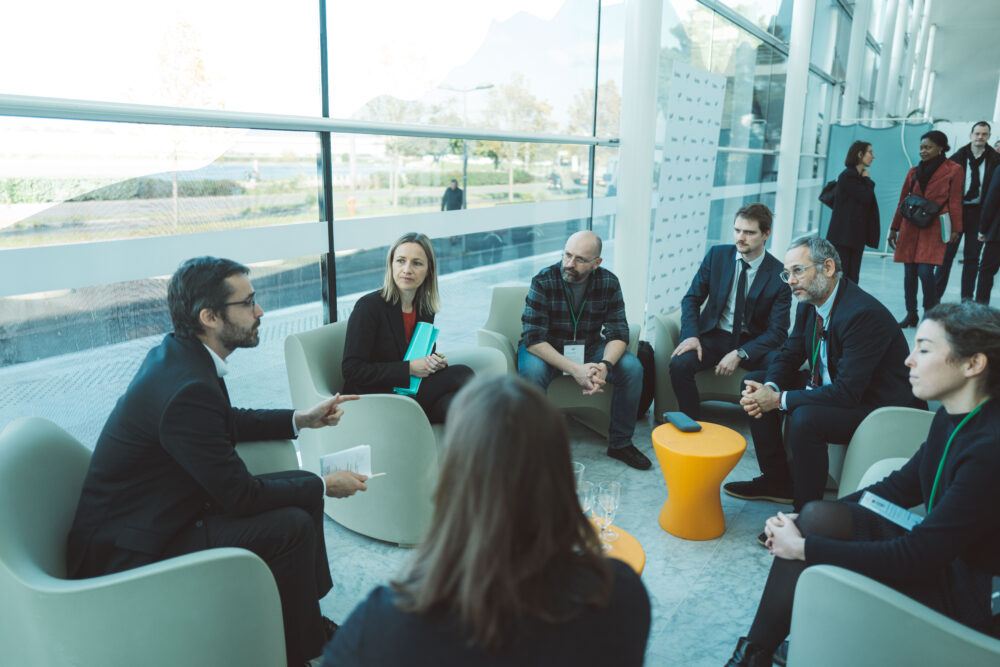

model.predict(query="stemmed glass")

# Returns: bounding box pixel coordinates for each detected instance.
[577,480,595,518]
[573,461,585,490]
[597,481,621,543]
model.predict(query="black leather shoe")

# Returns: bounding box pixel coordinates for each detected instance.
[725,636,774,667]
[757,531,768,547]
[772,640,789,666]
[898,311,919,328]
[321,616,339,643]
[723,476,793,504]
[607,444,652,470]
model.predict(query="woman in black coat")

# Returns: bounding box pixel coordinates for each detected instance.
[725,301,1000,666]
[341,232,472,423]
[826,140,880,283]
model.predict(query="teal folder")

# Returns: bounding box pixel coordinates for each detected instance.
[393,321,439,396]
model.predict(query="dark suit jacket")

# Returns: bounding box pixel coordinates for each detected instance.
[950,143,1000,206]
[66,334,318,578]
[765,278,913,412]
[827,168,880,250]
[979,165,1000,242]
[341,290,434,395]
[679,245,791,362]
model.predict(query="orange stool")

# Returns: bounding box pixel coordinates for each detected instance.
[651,422,746,540]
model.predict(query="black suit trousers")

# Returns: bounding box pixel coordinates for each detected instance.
[743,370,872,511]
[668,329,778,420]
[162,470,331,667]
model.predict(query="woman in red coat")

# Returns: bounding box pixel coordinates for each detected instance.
[889,130,964,328]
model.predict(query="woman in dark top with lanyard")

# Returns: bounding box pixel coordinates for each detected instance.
[827,140,880,283]
[726,301,1000,666]
[341,232,472,422]
[323,376,651,666]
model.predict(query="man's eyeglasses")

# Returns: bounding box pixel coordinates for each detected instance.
[779,263,823,283]
[224,295,257,309]
[563,251,597,266]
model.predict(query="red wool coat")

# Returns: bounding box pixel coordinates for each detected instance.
[890,159,964,265]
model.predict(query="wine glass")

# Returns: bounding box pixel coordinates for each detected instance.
[573,461,585,489]
[577,480,594,518]
[597,481,621,542]
[592,501,612,551]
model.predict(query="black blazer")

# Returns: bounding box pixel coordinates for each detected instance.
[66,334,316,578]
[827,168,880,250]
[341,290,434,395]
[765,278,913,411]
[950,143,1000,207]
[679,245,791,362]
[979,166,1000,242]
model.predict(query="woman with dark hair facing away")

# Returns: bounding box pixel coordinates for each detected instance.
[826,140,880,283]
[725,301,1000,666]
[889,130,964,328]
[341,232,473,423]
[323,376,651,666]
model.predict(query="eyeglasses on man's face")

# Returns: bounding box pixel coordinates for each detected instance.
[224,294,257,309]
[779,262,823,283]
[563,251,597,266]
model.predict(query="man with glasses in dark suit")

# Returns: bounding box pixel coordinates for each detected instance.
[67,256,367,667]
[724,237,913,532]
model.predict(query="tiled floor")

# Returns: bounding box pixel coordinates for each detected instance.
[1,246,974,665]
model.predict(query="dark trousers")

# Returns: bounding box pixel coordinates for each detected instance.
[977,241,1000,305]
[163,470,331,667]
[743,371,871,511]
[833,244,864,284]
[936,204,982,299]
[414,364,473,423]
[904,263,938,314]
[668,329,777,420]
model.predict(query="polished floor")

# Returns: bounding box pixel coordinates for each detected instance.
[1,246,978,666]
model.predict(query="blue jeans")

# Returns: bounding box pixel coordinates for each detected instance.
[904,262,937,314]
[517,343,642,449]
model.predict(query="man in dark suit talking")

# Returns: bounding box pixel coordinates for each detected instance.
[67,257,366,667]
[725,237,913,517]
[669,203,791,419]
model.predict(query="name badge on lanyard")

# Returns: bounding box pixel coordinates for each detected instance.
[563,344,585,372]
[562,282,587,374]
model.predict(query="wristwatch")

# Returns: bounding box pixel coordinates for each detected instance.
[736,349,749,360]
[599,359,615,373]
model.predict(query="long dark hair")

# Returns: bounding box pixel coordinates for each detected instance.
[844,140,871,168]
[923,302,1000,400]
[392,376,612,648]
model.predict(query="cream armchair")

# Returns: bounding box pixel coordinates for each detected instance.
[477,284,640,438]
[0,417,286,667]
[788,565,1000,666]
[284,321,504,546]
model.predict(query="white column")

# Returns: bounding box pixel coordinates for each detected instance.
[924,71,937,116]
[880,0,909,120]
[872,0,899,119]
[991,77,1000,126]
[905,0,933,113]
[842,0,872,120]
[615,0,661,327]
[895,0,924,117]
[917,26,936,112]
[771,0,817,254]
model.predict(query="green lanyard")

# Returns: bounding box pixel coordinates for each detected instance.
[810,310,831,371]
[927,399,989,512]
[561,283,587,342]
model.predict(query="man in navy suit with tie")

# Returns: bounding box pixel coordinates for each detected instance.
[726,237,913,522]
[669,203,791,420]
[67,257,368,666]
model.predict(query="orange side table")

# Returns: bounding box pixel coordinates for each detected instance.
[599,524,645,576]
[651,422,746,540]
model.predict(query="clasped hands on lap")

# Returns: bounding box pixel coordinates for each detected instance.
[740,379,780,418]
[762,512,805,561]
[293,392,370,498]
[670,336,742,376]
[409,353,448,377]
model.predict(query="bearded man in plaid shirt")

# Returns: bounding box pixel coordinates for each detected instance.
[518,230,651,470]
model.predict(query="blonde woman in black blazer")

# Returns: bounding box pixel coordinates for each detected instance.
[341,232,472,422]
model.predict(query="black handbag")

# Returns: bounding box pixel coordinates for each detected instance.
[819,180,836,208]
[898,177,939,229]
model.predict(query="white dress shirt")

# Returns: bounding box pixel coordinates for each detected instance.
[718,249,767,334]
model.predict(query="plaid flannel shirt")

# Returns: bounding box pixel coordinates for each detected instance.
[520,263,629,350]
